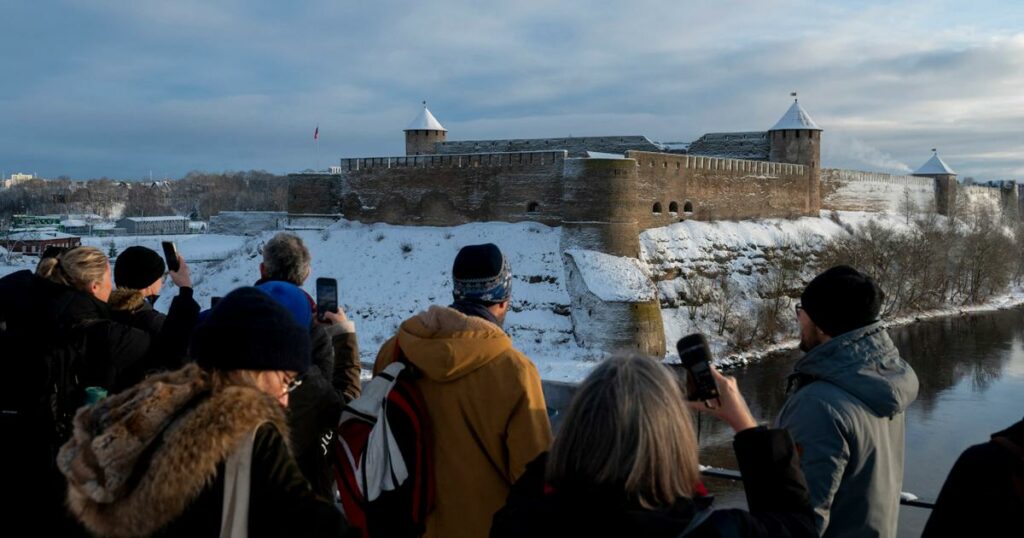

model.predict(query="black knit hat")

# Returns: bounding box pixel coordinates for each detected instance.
[801,265,884,337]
[191,287,311,374]
[452,243,512,304]
[114,246,166,290]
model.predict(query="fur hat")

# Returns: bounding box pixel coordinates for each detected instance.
[452,243,512,305]
[801,265,884,337]
[114,246,166,290]
[191,287,310,373]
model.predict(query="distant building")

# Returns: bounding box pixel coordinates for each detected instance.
[2,173,37,189]
[3,230,80,255]
[11,214,61,230]
[116,216,190,235]
[60,219,93,235]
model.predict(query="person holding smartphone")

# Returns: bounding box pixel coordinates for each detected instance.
[109,245,200,378]
[255,232,362,498]
[491,354,816,538]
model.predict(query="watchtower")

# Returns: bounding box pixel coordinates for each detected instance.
[404,102,447,156]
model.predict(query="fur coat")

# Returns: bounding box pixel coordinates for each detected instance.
[58,363,347,537]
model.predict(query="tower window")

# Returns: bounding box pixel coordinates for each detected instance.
[669,201,679,213]
[683,201,694,213]
[653,202,663,214]
[527,201,539,213]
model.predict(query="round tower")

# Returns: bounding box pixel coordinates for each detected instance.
[768,97,822,167]
[404,102,447,156]
[913,149,958,216]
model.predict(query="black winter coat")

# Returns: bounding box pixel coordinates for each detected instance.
[108,286,200,384]
[491,427,816,538]
[0,269,154,536]
[922,417,1024,537]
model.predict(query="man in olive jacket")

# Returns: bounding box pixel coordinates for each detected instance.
[775,266,919,538]
[374,243,552,538]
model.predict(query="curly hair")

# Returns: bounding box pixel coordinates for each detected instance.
[261,233,311,285]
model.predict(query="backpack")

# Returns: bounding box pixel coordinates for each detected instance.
[333,347,435,538]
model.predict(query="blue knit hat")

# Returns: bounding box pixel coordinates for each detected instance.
[452,243,512,304]
[191,287,311,374]
[256,281,313,328]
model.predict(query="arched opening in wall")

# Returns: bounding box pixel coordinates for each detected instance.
[669,201,679,214]
[683,201,694,213]
[652,202,663,214]
[527,201,539,213]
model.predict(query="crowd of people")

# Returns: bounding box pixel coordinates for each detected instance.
[0,232,1019,537]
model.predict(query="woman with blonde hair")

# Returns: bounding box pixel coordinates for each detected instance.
[1,246,154,535]
[491,354,816,538]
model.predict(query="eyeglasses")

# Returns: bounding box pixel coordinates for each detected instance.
[282,373,303,393]
[794,303,804,316]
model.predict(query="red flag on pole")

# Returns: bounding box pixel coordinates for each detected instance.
[314,125,319,140]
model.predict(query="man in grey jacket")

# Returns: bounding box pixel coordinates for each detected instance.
[776,265,919,538]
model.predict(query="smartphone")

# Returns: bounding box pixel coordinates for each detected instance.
[161,241,180,272]
[315,277,338,321]
[211,296,222,308]
[676,334,720,402]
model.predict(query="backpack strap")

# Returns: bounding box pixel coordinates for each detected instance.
[991,436,1024,500]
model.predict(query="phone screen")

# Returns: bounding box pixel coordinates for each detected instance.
[161,241,180,272]
[316,277,338,320]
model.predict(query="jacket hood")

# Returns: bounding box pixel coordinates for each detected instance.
[794,322,919,417]
[57,363,289,538]
[397,305,512,382]
[107,288,147,314]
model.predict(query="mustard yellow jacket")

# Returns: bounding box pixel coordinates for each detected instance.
[374,305,552,538]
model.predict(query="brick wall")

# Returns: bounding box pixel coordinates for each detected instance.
[627,151,814,228]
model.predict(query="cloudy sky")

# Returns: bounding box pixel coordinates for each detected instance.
[2,0,1022,180]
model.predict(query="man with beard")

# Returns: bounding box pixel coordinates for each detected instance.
[776,266,919,538]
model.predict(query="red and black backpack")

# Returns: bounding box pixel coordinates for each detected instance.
[333,345,435,538]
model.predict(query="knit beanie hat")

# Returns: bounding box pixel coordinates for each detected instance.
[191,287,311,374]
[256,281,313,328]
[114,246,166,290]
[801,265,884,337]
[452,243,512,304]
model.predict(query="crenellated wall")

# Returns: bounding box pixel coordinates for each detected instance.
[291,151,567,226]
[627,151,814,228]
[821,168,937,213]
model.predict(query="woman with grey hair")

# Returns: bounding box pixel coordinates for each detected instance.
[491,354,816,538]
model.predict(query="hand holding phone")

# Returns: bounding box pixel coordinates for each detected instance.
[676,334,721,403]
[161,241,180,272]
[316,277,338,321]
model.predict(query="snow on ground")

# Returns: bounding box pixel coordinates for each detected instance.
[642,210,935,367]
[149,220,600,382]
[81,234,248,261]
[565,249,656,301]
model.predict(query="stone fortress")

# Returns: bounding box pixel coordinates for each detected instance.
[288,100,1024,358]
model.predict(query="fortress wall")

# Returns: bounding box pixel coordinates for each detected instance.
[288,174,339,214]
[433,136,661,157]
[626,151,813,229]
[820,168,936,213]
[292,151,568,226]
[960,185,1003,217]
[560,158,641,258]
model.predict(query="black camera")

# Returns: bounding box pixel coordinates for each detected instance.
[676,334,720,402]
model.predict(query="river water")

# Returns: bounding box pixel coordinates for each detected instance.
[693,306,1024,536]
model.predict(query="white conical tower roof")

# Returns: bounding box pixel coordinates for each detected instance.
[404,103,446,132]
[914,150,956,175]
[769,99,822,131]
